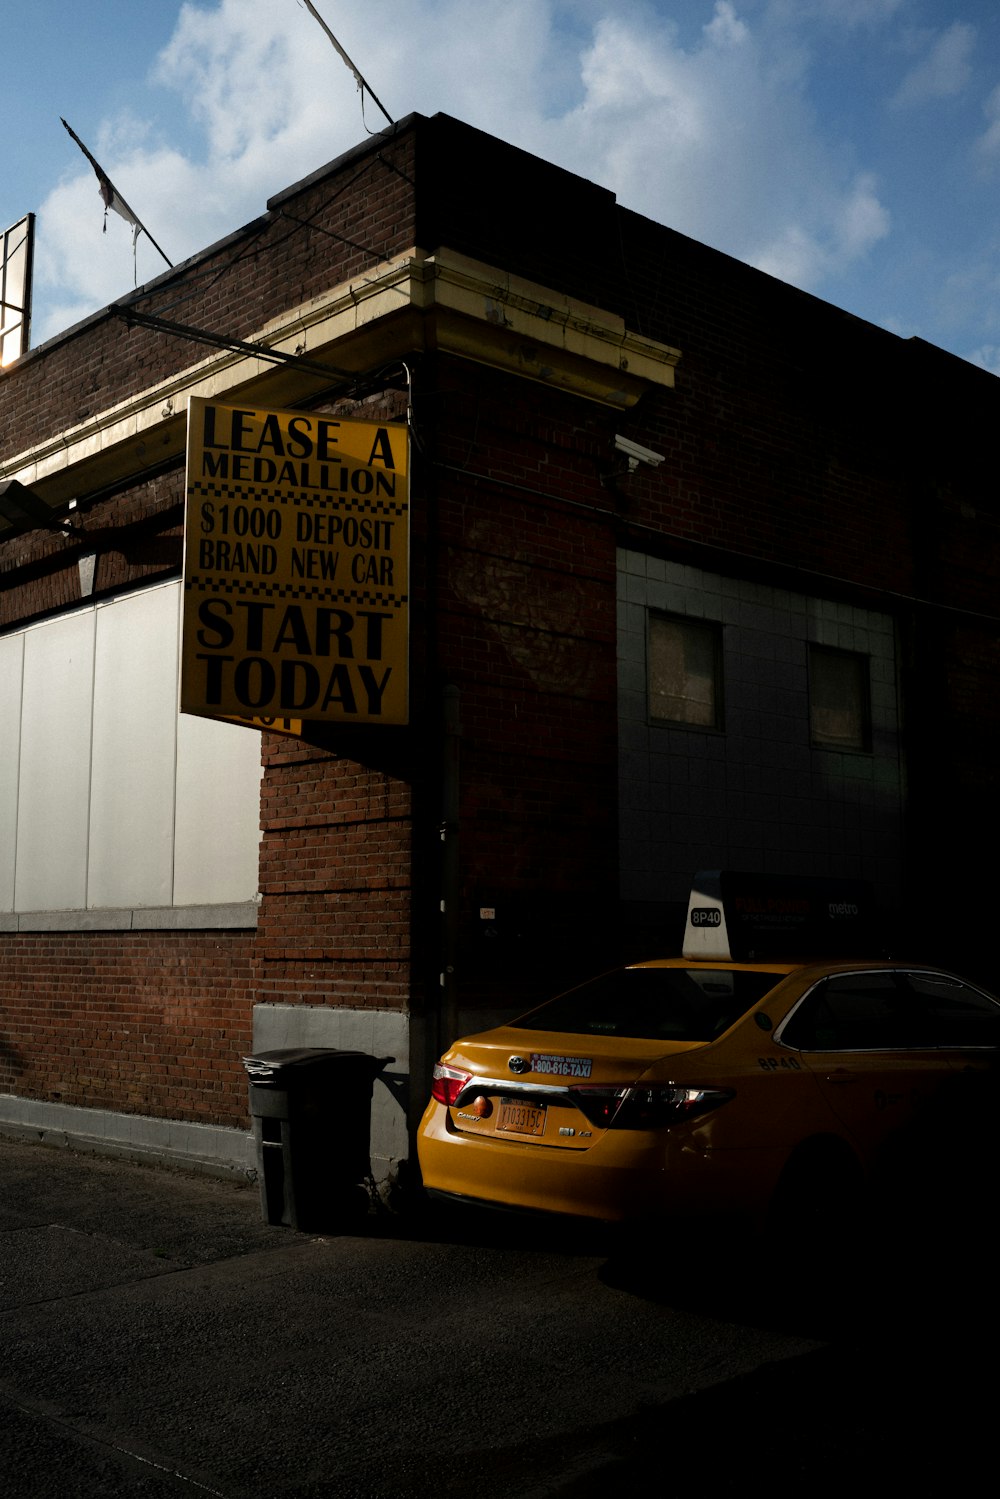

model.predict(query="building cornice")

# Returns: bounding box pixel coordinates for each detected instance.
[1,248,681,512]
[411,249,680,406]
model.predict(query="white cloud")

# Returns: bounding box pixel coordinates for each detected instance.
[935,255,1000,347]
[965,345,1000,378]
[975,82,1000,166]
[891,21,975,109]
[705,1,749,49]
[753,173,889,285]
[32,0,894,342]
[541,4,889,292]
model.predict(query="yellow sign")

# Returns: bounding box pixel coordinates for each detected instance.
[225,714,304,738]
[181,398,409,727]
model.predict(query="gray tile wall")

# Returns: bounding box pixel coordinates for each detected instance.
[618,551,903,909]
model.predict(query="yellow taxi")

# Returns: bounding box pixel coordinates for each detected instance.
[417,874,1000,1226]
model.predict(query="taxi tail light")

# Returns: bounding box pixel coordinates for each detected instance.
[431,1063,472,1107]
[570,1084,735,1130]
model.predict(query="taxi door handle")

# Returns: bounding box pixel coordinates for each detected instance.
[825,1070,856,1084]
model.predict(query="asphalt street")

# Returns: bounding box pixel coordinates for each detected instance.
[1,1133,993,1498]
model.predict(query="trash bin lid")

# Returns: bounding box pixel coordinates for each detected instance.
[241,1048,393,1084]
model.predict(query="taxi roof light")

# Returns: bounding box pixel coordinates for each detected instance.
[683,870,875,963]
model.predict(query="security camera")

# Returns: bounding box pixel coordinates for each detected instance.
[614,434,664,471]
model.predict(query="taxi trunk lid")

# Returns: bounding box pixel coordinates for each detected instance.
[441,1028,706,1149]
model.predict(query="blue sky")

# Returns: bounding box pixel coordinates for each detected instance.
[4,0,1000,373]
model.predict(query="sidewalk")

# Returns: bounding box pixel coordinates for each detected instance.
[3,1130,995,1499]
[0,1134,625,1499]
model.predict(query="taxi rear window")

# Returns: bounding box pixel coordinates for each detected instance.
[516,967,785,1043]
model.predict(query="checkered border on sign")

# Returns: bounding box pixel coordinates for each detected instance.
[185,577,408,606]
[188,480,407,519]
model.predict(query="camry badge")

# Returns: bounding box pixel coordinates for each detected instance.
[508,1055,530,1074]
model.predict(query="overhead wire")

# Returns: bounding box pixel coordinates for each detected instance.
[81,6,403,377]
[120,138,412,334]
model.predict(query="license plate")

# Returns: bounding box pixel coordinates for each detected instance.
[496,1098,546,1136]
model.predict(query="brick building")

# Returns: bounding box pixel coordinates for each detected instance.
[1,113,997,1188]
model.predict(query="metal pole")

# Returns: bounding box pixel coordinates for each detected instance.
[440,685,461,1051]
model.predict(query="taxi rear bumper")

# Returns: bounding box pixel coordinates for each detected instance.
[417,1100,785,1223]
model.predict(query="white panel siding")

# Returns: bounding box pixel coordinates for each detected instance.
[15,610,95,911]
[2,580,261,917]
[0,634,24,911]
[88,583,180,909]
[174,709,263,907]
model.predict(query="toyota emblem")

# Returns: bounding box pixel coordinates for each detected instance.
[508,1055,530,1074]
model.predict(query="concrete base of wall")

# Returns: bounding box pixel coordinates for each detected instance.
[0,1094,255,1180]
[0,1008,414,1200]
[250,1004,412,1201]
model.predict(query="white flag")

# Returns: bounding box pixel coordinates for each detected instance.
[60,118,172,270]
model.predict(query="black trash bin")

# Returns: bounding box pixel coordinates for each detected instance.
[242,1048,393,1231]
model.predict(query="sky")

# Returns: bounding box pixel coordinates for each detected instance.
[3,0,1000,374]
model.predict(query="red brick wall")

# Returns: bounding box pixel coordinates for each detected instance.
[0,471,184,632]
[425,360,622,1004]
[0,931,255,1126]
[257,740,414,1011]
[0,130,417,459]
